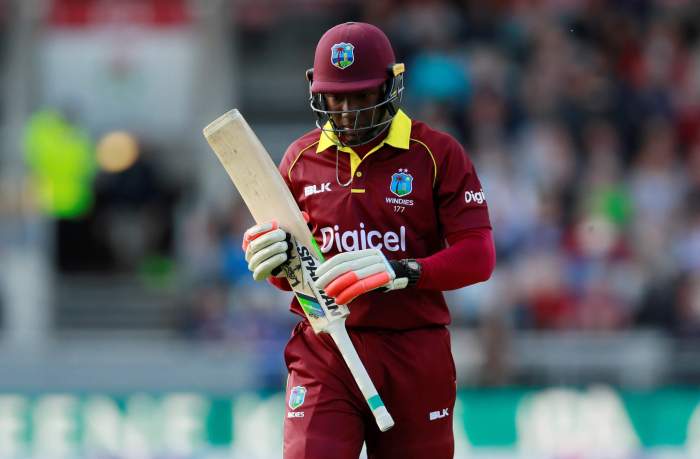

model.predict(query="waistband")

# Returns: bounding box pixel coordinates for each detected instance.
[296,319,447,335]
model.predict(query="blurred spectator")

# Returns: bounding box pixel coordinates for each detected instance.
[627,118,684,276]
[675,270,700,337]
[56,142,179,273]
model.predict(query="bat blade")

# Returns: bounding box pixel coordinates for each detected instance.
[203,109,347,328]
[203,110,311,248]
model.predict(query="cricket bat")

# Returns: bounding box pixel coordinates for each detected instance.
[203,109,395,432]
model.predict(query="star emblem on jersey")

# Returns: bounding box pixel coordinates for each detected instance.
[331,42,355,69]
[288,385,307,410]
[390,169,413,197]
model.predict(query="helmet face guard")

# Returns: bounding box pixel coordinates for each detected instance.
[307,63,405,147]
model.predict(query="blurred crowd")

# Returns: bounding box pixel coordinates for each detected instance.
[180,0,700,351]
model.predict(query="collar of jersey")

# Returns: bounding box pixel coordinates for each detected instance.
[316,109,412,154]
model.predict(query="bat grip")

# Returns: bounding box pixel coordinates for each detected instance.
[326,320,395,432]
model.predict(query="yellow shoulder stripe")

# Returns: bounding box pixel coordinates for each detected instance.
[409,138,438,187]
[288,140,320,183]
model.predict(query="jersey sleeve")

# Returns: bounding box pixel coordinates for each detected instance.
[435,137,491,238]
[416,227,495,290]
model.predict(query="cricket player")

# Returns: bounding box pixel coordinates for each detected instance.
[242,22,495,459]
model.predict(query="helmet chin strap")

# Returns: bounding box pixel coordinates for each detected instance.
[335,148,355,187]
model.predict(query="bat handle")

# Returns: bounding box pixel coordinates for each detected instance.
[326,320,395,432]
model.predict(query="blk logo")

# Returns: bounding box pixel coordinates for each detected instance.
[304,182,331,197]
[429,408,450,421]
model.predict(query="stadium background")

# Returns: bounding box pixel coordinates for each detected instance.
[0,0,700,457]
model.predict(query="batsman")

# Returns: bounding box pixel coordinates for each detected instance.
[243,22,495,458]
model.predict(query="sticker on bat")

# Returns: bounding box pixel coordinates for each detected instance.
[296,292,325,319]
[296,242,343,316]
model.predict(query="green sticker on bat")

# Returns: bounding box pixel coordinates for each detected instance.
[296,292,325,318]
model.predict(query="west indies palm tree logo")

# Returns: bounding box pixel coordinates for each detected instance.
[288,385,307,410]
[390,169,413,197]
[331,42,355,69]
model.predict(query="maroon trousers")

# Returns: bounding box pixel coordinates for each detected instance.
[283,321,456,459]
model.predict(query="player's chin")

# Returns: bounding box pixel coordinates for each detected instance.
[339,130,370,145]
[339,131,359,143]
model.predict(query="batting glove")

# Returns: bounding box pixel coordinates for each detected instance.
[314,249,422,305]
[242,221,293,281]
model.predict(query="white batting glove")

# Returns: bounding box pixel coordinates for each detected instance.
[314,249,421,305]
[242,221,293,281]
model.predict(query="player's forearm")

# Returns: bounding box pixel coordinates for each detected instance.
[416,227,495,291]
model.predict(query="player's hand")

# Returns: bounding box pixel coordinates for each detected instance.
[242,221,293,281]
[314,249,421,304]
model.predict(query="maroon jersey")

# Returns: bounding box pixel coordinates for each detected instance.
[278,110,491,329]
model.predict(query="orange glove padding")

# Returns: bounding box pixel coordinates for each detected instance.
[314,249,407,305]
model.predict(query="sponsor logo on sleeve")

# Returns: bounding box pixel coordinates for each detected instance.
[464,189,486,205]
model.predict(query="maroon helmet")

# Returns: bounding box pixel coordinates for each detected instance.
[306,22,405,147]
